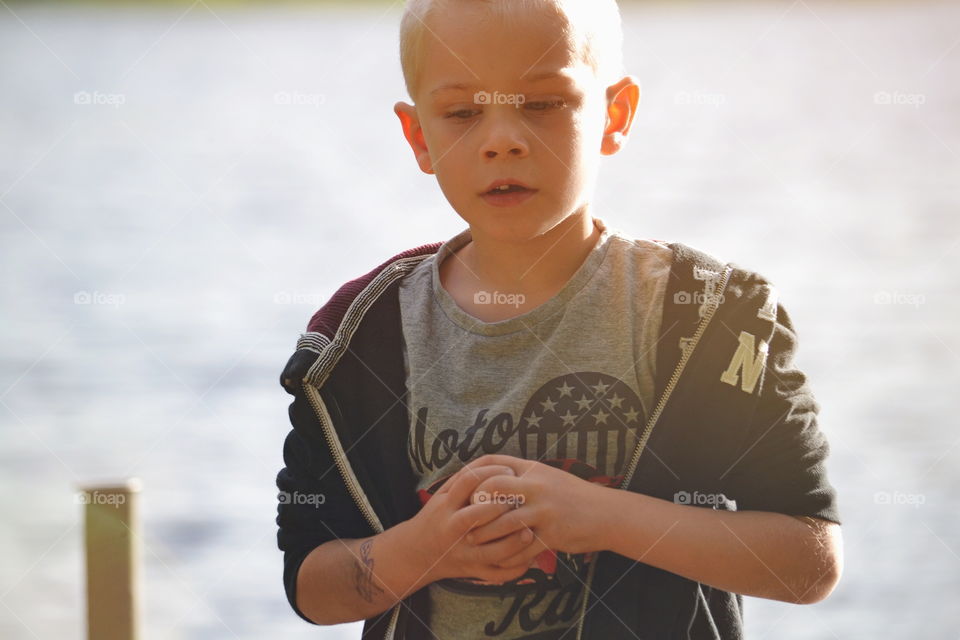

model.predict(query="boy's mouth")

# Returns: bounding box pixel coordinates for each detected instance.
[481,179,535,195]
[485,184,530,195]
[480,180,538,207]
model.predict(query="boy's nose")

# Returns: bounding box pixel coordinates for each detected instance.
[484,145,526,159]
[480,117,530,159]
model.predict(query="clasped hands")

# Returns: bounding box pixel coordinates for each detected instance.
[411,454,607,585]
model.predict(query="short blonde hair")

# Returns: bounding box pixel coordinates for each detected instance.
[399,0,624,101]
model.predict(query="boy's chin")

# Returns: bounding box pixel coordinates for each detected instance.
[463,209,587,240]
[464,216,553,242]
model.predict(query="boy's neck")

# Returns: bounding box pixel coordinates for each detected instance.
[453,209,601,296]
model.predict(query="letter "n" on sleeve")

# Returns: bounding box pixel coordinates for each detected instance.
[720,331,769,394]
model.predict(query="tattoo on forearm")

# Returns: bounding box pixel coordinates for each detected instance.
[354,538,385,603]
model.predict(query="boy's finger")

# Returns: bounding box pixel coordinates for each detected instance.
[468,475,522,506]
[460,454,521,472]
[450,502,514,535]
[445,465,514,507]
[480,529,540,568]
[493,533,541,569]
[496,538,546,569]
[468,513,526,545]
[437,464,501,495]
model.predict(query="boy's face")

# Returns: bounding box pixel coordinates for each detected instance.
[395,3,638,242]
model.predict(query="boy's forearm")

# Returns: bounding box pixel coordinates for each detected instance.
[296,520,435,625]
[592,487,840,605]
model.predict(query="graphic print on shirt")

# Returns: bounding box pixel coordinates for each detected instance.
[408,372,647,638]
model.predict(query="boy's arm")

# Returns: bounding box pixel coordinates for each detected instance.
[294,519,435,625]
[277,422,431,625]
[593,491,842,604]
[276,402,395,625]
[596,296,842,604]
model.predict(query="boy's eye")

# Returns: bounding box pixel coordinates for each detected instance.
[524,98,566,112]
[443,108,479,120]
[441,98,567,120]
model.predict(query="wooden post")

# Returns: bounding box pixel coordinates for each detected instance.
[79,478,142,640]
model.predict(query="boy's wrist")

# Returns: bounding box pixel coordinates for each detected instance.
[388,518,443,592]
[590,484,628,552]
[592,486,658,557]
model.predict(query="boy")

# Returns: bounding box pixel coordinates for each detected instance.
[276,0,843,638]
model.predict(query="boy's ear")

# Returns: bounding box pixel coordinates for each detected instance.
[394,101,434,174]
[601,76,641,156]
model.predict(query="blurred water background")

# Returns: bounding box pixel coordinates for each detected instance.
[1,0,958,638]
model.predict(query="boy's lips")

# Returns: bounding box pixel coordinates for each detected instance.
[481,178,534,194]
[480,179,538,207]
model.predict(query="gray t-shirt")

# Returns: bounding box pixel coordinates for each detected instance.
[398,216,673,639]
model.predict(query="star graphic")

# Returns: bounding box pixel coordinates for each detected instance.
[591,380,610,397]
[559,410,577,427]
[524,412,542,428]
[556,381,574,398]
[574,394,592,412]
[607,393,624,409]
[623,407,640,423]
[539,396,558,413]
[592,408,610,425]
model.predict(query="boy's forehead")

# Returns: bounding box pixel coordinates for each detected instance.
[418,3,594,95]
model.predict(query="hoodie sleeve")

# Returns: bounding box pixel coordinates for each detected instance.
[275,382,377,624]
[720,300,842,526]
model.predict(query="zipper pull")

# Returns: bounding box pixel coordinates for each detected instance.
[556,551,583,589]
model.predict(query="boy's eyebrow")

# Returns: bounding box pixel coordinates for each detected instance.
[429,82,474,97]
[523,69,575,83]
[428,70,575,97]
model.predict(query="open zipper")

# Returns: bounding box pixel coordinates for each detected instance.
[304,384,384,534]
[303,383,403,638]
[573,265,733,640]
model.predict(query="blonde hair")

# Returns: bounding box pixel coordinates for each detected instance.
[399,0,624,101]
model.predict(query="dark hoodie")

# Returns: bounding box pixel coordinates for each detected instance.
[276,238,841,639]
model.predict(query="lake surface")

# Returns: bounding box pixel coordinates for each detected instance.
[1,1,958,638]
